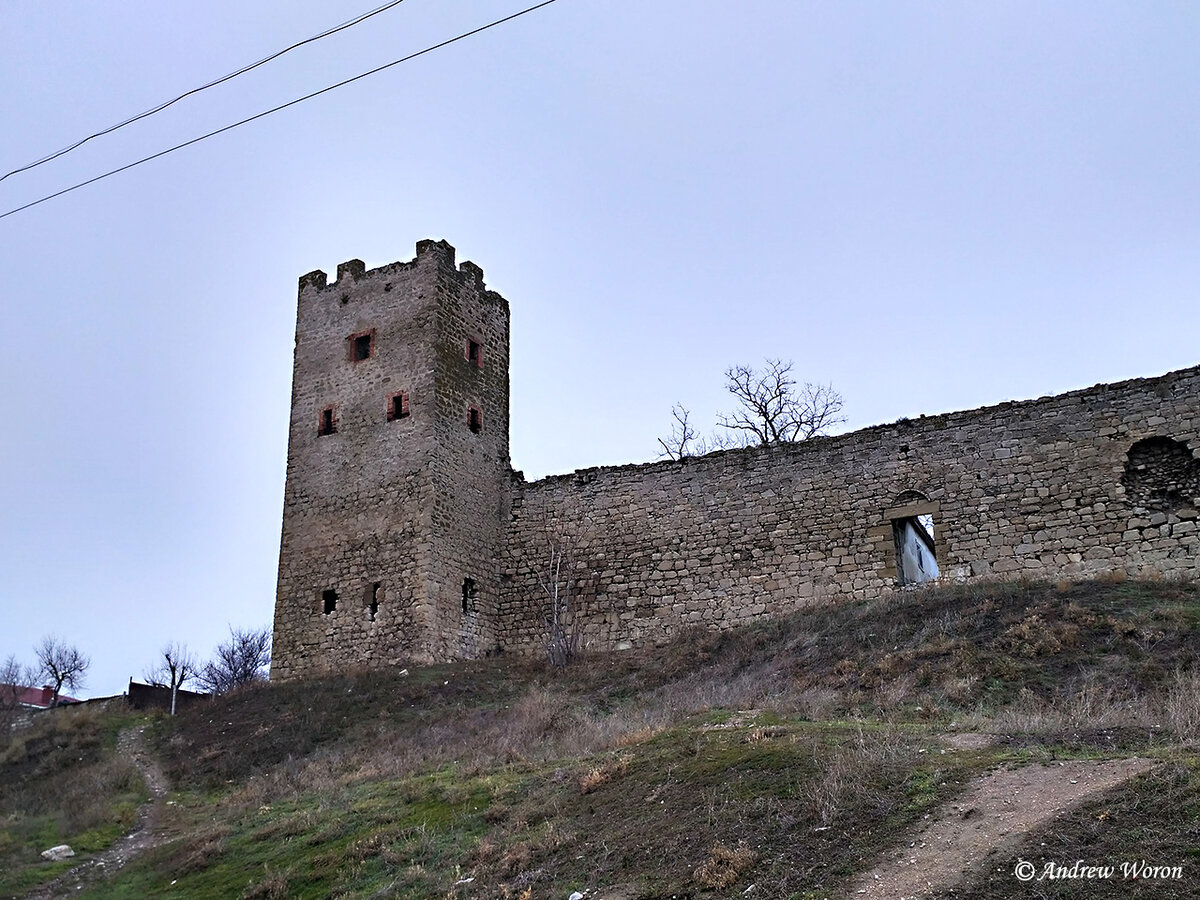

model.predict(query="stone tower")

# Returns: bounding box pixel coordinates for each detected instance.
[272,240,510,681]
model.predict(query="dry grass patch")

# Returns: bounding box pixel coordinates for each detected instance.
[580,753,632,794]
[615,725,666,747]
[1165,669,1200,742]
[694,842,757,890]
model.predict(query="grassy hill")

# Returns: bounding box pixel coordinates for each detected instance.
[3,577,1200,899]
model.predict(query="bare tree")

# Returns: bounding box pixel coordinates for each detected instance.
[658,360,844,458]
[718,358,844,445]
[146,642,196,715]
[539,535,583,668]
[657,403,701,460]
[1,654,30,694]
[525,502,586,668]
[1,655,32,732]
[34,636,90,706]
[197,627,271,695]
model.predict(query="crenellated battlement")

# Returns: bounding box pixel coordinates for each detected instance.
[296,240,497,304]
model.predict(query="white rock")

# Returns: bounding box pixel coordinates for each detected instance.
[41,845,75,861]
[568,892,586,900]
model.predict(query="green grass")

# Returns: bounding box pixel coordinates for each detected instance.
[0,703,148,898]
[5,578,1200,898]
[83,769,505,899]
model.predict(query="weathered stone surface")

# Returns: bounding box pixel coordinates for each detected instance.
[272,241,1200,679]
[273,241,510,680]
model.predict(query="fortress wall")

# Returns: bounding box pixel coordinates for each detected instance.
[498,366,1200,654]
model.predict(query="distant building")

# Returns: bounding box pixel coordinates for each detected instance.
[0,684,80,709]
[125,679,207,712]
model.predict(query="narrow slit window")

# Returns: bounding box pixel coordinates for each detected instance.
[366,582,381,621]
[468,406,482,434]
[461,578,477,614]
[322,589,338,615]
[318,407,336,436]
[348,331,374,362]
[466,338,483,368]
[387,391,410,421]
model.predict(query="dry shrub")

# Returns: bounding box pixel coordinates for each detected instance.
[241,868,290,899]
[992,676,1154,733]
[498,841,533,876]
[471,836,500,865]
[1165,669,1200,742]
[347,832,388,862]
[805,727,910,826]
[616,725,665,747]
[580,753,631,794]
[873,672,917,716]
[784,687,840,721]
[694,843,757,890]
[747,725,787,743]
[1063,601,1099,626]
[175,825,232,875]
[936,673,979,705]
[996,613,1079,657]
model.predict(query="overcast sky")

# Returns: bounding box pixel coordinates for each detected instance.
[2,1,1197,697]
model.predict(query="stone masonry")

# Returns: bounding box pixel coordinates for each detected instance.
[273,240,1200,679]
[272,240,509,681]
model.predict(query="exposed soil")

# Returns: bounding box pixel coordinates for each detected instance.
[24,725,169,900]
[940,732,997,751]
[846,756,1154,899]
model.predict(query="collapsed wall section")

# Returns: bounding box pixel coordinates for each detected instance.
[499,365,1200,654]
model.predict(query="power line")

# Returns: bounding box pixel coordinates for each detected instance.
[0,0,410,184]
[0,0,561,222]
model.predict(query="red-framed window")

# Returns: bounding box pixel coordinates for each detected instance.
[465,337,483,368]
[387,391,410,421]
[348,329,375,363]
[318,406,337,436]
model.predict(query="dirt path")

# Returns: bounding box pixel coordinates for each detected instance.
[845,754,1154,899]
[25,724,169,899]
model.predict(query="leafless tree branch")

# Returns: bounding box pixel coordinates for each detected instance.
[1,655,33,729]
[34,636,90,706]
[146,642,197,714]
[657,404,700,460]
[718,359,844,445]
[527,505,585,668]
[196,627,271,695]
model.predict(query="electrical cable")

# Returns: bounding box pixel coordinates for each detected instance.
[0,0,561,222]
[0,0,410,184]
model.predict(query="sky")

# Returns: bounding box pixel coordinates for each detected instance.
[2,1,1198,698]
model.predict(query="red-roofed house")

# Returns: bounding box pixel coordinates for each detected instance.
[0,684,80,709]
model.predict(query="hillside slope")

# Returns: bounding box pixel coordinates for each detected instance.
[4,578,1199,899]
